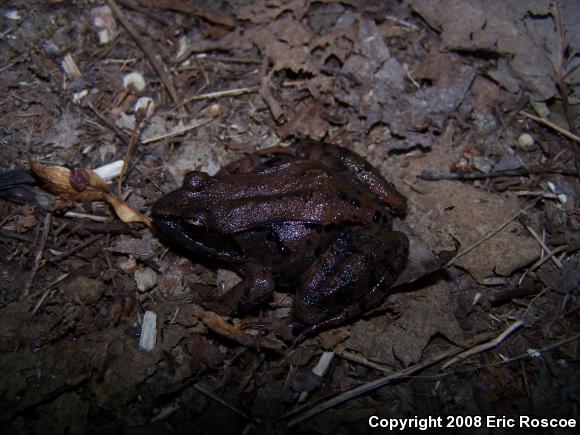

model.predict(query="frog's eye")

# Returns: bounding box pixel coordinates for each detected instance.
[184,216,207,239]
[183,171,210,192]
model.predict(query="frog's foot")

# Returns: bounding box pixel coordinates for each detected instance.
[206,263,275,316]
[292,297,379,346]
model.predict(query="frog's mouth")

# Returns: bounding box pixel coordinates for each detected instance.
[152,211,243,261]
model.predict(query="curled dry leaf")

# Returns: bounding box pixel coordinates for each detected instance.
[105,194,151,227]
[29,160,107,201]
[30,160,150,227]
[192,306,285,352]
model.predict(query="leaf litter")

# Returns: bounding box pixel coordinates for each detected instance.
[0,0,578,433]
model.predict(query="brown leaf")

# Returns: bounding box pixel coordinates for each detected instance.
[347,282,464,366]
[192,306,285,351]
[408,0,577,100]
[29,160,106,201]
[104,194,151,227]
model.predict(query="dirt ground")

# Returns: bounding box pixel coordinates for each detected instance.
[0,1,578,434]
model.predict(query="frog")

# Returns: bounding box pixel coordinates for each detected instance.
[152,139,409,337]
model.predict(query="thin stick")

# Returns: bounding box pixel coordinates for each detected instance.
[497,333,580,366]
[442,320,524,369]
[117,101,149,195]
[51,234,105,263]
[0,55,26,74]
[185,86,259,102]
[192,384,250,420]
[22,213,51,299]
[336,350,393,374]
[63,212,108,222]
[32,273,70,314]
[518,244,567,285]
[524,225,563,269]
[85,103,130,146]
[445,199,538,267]
[141,118,214,144]
[106,0,184,110]
[286,332,496,427]
[285,325,520,427]
[515,191,559,200]
[419,166,577,181]
[286,353,452,427]
[519,111,580,144]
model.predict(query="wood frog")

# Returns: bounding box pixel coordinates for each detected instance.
[152,139,409,337]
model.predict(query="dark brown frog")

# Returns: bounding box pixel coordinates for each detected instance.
[152,139,409,336]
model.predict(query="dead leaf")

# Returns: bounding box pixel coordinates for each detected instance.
[392,219,442,287]
[279,101,329,139]
[536,261,580,294]
[346,282,464,366]
[408,0,580,100]
[410,181,538,282]
[29,160,107,201]
[186,334,224,369]
[104,194,151,227]
[44,110,81,149]
[192,306,285,352]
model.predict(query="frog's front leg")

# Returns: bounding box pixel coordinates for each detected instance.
[294,231,408,338]
[205,262,275,316]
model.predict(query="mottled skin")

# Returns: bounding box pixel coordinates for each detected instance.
[152,140,409,336]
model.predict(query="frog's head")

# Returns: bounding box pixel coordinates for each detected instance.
[151,171,242,260]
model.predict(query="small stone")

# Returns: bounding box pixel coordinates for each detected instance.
[135,267,158,292]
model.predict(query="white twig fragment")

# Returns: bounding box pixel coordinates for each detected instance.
[139,310,157,352]
[312,352,335,377]
[93,160,124,181]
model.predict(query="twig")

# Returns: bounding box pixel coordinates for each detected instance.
[192,383,250,420]
[492,333,580,365]
[106,0,184,110]
[204,55,261,65]
[32,273,71,314]
[51,234,105,263]
[118,100,149,195]
[285,331,498,427]
[444,199,539,267]
[551,0,578,136]
[515,191,559,200]
[184,86,259,103]
[141,117,215,144]
[85,103,131,146]
[22,213,51,299]
[117,103,150,197]
[521,287,550,323]
[524,225,563,269]
[384,15,420,31]
[336,350,392,374]
[63,211,108,222]
[519,111,580,144]
[419,166,577,181]
[0,55,26,74]
[518,244,567,285]
[442,320,524,369]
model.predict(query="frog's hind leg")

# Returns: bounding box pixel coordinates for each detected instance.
[294,139,408,215]
[294,231,408,342]
[204,262,275,316]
